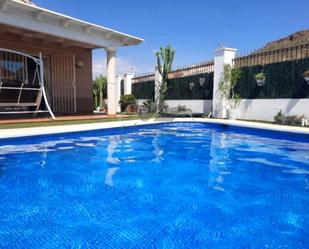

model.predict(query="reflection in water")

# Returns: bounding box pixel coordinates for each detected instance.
[208,132,230,192]
[152,130,164,162]
[283,169,309,175]
[40,152,47,168]
[105,167,119,186]
[305,179,309,190]
[107,136,120,164]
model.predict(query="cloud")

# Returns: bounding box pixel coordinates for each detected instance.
[92,57,137,79]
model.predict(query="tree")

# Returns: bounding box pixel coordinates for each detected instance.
[156,45,175,112]
[218,64,242,109]
[92,75,107,109]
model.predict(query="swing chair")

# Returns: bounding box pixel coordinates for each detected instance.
[0,48,55,119]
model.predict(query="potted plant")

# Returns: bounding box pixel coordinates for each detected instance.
[119,94,136,112]
[255,72,266,87]
[303,70,309,85]
[219,64,242,120]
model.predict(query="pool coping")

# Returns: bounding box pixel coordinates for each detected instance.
[0,118,308,139]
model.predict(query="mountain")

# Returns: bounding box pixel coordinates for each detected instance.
[255,29,309,53]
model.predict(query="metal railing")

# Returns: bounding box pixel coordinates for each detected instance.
[233,43,309,68]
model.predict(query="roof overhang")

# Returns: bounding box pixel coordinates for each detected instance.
[0,0,144,49]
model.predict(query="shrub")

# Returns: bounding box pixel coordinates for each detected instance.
[119,94,136,112]
[142,99,153,113]
[274,110,285,124]
[274,110,303,126]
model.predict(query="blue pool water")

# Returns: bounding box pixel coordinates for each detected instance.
[0,122,308,249]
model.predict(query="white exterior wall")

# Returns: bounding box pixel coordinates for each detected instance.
[236,99,309,121]
[165,100,213,114]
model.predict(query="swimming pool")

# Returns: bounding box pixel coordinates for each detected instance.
[0,122,308,248]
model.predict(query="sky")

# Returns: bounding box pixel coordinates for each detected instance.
[35,0,309,78]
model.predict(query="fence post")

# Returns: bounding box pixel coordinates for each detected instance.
[154,66,162,112]
[213,47,237,118]
[124,73,134,95]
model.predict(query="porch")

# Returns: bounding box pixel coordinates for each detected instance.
[0,0,143,119]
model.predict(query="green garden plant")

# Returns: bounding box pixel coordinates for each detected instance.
[219,64,242,109]
[142,99,153,113]
[255,71,266,87]
[156,45,175,112]
[254,72,266,81]
[274,110,303,126]
[119,94,136,112]
[92,75,107,109]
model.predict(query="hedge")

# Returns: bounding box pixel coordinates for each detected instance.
[132,81,155,100]
[166,72,214,100]
[235,58,309,99]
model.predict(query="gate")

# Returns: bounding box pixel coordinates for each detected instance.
[51,54,76,113]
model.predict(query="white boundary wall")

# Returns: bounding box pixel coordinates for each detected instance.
[165,100,213,114]
[236,99,309,121]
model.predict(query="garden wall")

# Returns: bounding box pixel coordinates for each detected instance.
[130,42,309,122]
[236,99,309,121]
[233,57,309,121]
[132,68,214,113]
[165,100,212,114]
[234,58,309,99]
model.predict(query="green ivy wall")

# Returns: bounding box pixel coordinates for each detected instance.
[235,58,309,99]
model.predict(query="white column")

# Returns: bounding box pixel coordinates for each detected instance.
[154,66,162,112]
[124,73,134,95]
[213,47,237,118]
[116,75,123,113]
[106,48,117,116]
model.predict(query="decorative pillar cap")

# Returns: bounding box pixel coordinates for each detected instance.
[214,47,237,56]
[215,47,237,52]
